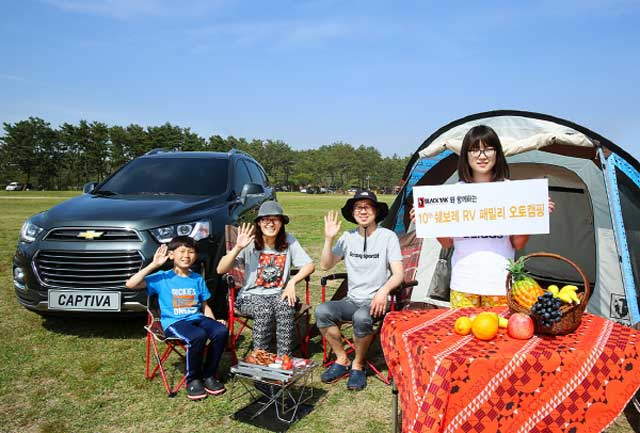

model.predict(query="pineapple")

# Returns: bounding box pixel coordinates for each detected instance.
[507,257,544,309]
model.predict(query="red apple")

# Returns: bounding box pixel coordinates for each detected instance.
[507,313,535,340]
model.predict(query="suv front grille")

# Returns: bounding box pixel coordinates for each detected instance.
[44,228,141,242]
[34,250,143,289]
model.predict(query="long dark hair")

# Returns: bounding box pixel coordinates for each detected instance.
[253,217,289,252]
[458,125,510,182]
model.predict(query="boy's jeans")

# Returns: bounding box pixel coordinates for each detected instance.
[165,317,228,381]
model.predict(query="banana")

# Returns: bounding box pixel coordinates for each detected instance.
[548,285,560,297]
[556,291,573,304]
[556,285,581,304]
[567,290,580,304]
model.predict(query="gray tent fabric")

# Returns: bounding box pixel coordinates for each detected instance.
[391,111,639,328]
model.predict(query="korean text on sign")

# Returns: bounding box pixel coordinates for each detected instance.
[412,179,549,238]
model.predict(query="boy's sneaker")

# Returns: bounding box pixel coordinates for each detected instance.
[186,379,207,400]
[203,377,226,396]
[346,368,367,391]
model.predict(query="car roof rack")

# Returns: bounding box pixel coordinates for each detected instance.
[228,149,252,158]
[144,148,177,156]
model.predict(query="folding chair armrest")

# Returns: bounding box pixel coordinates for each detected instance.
[320,273,348,302]
[392,280,418,293]
[290,268,312,304]
[290,268,312,284]
[389,280,418,311]
[224,273,239,312]
[320,272,348,286]
[222,273,235,287]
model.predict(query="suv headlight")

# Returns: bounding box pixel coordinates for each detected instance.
[150,220,210,243]
[20,220,44,243]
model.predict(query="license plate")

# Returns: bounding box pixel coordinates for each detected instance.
[48,290,121,312]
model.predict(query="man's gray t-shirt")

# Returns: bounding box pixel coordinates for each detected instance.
[235,233,312,297]
[332,227,402,302]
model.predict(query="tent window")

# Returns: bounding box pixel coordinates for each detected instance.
[510,163,596,285]
[615,169,640,299]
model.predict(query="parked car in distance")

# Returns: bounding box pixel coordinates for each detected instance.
[6,182,24,191]
[13,149,275,317]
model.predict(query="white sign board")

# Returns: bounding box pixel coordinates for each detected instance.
[413,179,549,238]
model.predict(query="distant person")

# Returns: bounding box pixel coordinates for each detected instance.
[126,236,228,401]
[316,190,403,391]
[217,201,314,356]
[411,125,555,307]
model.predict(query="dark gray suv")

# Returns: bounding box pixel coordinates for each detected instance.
[13,149,274,316]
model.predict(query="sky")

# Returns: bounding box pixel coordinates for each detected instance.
[1,0,640,159]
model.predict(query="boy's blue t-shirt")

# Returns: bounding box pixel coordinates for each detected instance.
[144,269,211,330]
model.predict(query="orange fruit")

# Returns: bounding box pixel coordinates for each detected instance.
[454,317,472,335]
[471,315,499,340]
[477,311,500,323]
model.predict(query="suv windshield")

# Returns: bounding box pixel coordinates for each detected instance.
[97,157,229,196]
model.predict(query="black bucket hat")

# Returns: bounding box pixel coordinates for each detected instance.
[254,200,290,224]
[341,189,389,224]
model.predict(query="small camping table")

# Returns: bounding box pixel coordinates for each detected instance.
[230,360,318,424]
[381,307,640,433]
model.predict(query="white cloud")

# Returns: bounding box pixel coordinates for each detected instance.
[43,0,228,20]
[191,17,356,49]
[0,73,30,83]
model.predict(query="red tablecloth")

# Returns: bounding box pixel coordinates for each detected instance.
[381,307,640,433]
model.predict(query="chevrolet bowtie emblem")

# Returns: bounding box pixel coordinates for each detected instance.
[77,230,105,240]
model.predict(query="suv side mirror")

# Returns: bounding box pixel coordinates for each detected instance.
[239,183,265,204]
[83,182,98,194]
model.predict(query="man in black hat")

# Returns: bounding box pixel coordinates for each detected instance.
[315,189,403,390]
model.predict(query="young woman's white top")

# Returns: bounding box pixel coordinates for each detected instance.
[449,235,514,296]
[449,179,514,296]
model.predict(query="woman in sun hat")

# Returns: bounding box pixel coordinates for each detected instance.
[217,201,315,356]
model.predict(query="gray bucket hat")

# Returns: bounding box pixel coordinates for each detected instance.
[255,200,290,224]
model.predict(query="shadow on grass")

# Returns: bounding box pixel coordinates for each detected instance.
[232,387,328,432]
[41,315,147,339]
[624,394,640,433]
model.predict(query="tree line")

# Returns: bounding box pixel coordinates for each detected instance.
[0,117,410,192]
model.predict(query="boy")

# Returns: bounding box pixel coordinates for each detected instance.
[316,189,403,391]
[126,236,228,400]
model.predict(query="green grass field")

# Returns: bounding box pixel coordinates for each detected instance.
[0,191,635,433]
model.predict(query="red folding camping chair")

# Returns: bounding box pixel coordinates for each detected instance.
[144,295,205,397]
[319,231,421,385]
[222,225,313,365]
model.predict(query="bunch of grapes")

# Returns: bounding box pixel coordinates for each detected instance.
[530,292,562,328]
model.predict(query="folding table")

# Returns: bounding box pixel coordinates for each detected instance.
[230,360,318,424]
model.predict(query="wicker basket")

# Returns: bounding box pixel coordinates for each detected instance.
[506,252,591,336]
